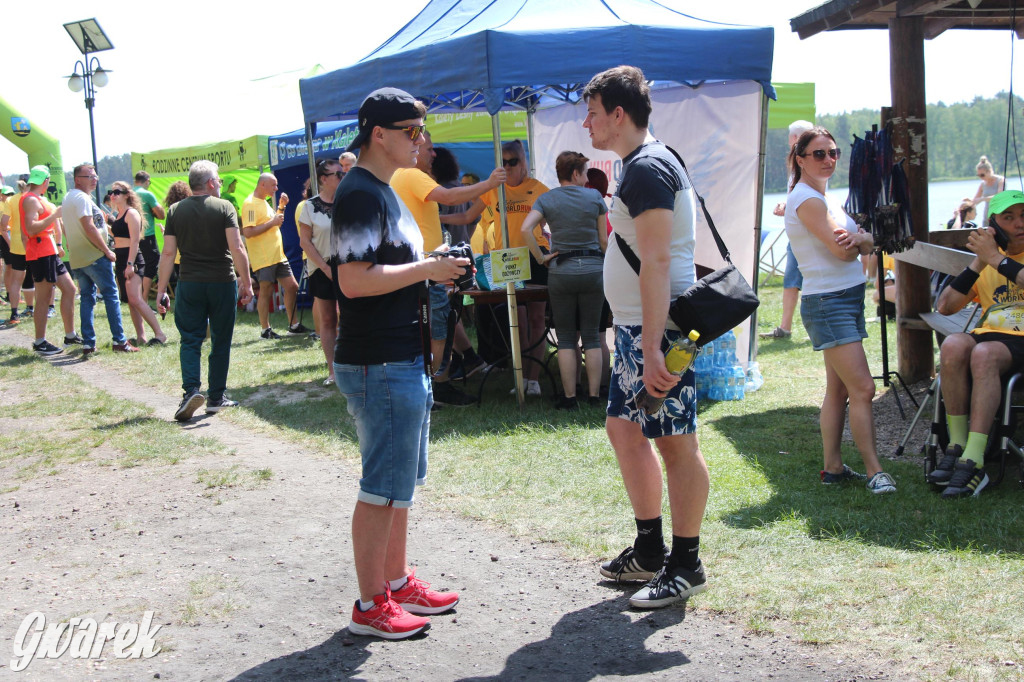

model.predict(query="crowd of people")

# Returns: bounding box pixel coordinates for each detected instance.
[5,63,1019,645]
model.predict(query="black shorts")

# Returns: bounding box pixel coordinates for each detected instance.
[0,237,10,263]
[29,254,69,284]
[115,247,145,300]
[970,331,1024,368]
[527,251,548,286]
[139,235,160,279]
[308,267,337,301]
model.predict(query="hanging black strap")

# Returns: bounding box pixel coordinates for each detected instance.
[614,145,733,273]
[418,282,432,376]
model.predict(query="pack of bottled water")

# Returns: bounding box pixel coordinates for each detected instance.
[694,330,747,401]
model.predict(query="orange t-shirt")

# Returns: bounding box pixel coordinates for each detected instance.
[20,192,58,261]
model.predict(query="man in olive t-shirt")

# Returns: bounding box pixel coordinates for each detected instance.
[156,160,253,422]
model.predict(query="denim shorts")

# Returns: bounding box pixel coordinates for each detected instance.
[801,283,867,351]
[429,283,450,341]
[607,325,697,439]
[783,243,803,289]
[334,356,431,508]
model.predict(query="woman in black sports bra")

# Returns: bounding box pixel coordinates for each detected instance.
[110,181,167,346]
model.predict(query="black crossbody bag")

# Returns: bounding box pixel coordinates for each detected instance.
[613,146,759,346]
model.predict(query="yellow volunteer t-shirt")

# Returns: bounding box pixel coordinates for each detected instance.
[972,250,1024,336]
[7,192,24,254]
[241,193,285,271]
[479,178,549,250]
[392,168,443,252]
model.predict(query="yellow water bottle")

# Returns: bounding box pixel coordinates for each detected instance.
[636,330,701,415]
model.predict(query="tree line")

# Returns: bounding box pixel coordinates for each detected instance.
[1,153,132,196]
[765,91,1024,192]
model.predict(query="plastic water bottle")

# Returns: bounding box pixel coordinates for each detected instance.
[695,371,707,401]
[636,330,701,415]
[703,340,715,370]
[732,366,746,400]
[745,361,764,392]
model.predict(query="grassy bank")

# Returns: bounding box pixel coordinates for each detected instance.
[6,283,1024,679]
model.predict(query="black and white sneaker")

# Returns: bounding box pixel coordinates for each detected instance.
[629,562,708,609]
[32,340,63,356]
[599,545,668,583]
[287,322,311,336]
[260,328,282,340]
[63,333,84,346]
[941,459,989,499]
[927,444,962,486]
[206,396,239,413]
[174,389,205,422]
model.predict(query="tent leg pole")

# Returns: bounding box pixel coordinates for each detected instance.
[491,113,524,406]
[749,93,770,366]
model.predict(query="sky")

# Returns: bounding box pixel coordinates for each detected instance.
[1,0,1022,175]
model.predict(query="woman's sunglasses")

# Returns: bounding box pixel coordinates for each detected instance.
[380,123,426,142]
[110,189,127,196]
[502,157,520,167]
[800,148,841,161]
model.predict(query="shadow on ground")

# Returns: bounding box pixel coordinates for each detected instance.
[713,407,1024,555]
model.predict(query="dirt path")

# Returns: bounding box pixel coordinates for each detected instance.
[0,326,891,681]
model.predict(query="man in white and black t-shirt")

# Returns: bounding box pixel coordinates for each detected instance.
[331,87,470,641]
[584,66,709,610]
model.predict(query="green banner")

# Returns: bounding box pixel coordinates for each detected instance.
[0,95,67,203]
[427,111,526,142]
[131,135,270,178]
[768,82,816,130]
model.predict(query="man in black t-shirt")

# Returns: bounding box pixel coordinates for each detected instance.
[584,66,709,610]
[156,160,253,422]
[331,87,471,641]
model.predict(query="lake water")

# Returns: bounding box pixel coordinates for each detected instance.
[760,176,1024,269]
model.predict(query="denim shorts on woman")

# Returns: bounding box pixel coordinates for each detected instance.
[800,283,867,351]
[333,356,432,508]
[607,325,697,439]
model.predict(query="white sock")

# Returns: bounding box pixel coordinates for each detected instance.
[389,575,409,592]
[358,598,375,611]
[35,338,45,344]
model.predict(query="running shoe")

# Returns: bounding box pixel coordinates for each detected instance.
[46,305,55,318]
[390,571,459,615]
[32,340,63,356]
[349,587,430,640]
[629,562,708,609]
[820,464,867,485]
[206,396,239,413]
[927,444,962,486]
[112,342,140,353]
[599,545,668,583]
[175,389,205,422]
[941,460,988,499]
[287,322,311,335]
[63,333,84,346]
[433,381,475,407]
[24,306,33,316]
[260,328,282,340]
[866,471,897,494]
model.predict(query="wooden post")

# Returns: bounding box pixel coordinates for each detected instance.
[888,17,933,383]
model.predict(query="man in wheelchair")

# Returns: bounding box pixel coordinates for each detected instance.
[932,190,1024,498]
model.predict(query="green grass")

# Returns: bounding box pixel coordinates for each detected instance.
[11,288,1024,679]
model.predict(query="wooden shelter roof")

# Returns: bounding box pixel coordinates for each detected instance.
[791,0,1024,40]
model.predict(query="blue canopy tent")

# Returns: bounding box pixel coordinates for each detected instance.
[299,0,775,400]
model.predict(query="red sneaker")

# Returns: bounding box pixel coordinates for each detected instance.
[348,587,430,640]
[391,570,460,615]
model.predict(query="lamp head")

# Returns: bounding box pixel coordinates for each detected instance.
[67,73,85,93]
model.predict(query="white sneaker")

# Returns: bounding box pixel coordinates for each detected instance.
[508,380,542,396]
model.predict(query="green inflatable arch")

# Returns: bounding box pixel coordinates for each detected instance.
[0,95,67,203]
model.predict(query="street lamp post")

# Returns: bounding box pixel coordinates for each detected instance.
[63,19,113,204]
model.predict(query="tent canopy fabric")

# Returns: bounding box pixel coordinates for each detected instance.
[299,0,775,120]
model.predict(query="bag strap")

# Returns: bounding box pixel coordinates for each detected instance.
[613,145,733,275]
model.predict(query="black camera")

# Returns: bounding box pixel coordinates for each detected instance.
[427,241,475,291]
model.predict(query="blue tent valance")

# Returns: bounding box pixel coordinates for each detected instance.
[299,0,774,121]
